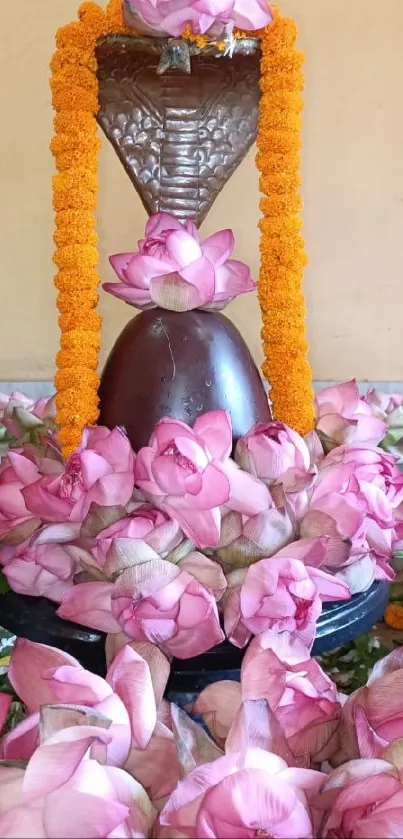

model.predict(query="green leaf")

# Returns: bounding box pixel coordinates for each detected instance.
[0,572,10,594]
[316,633,391,693]
[3,700,25,733]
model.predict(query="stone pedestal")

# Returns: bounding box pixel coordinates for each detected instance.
[0,582,389,691]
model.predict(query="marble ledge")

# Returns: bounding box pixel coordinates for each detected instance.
[1,380,403,400]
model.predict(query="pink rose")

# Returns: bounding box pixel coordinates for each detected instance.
[59,553,226,659]
[124,0,272,41]
[135,410,269,547]
[223,549,350,649]
[336,647,403,764]
[315,755,403,839]
[0,708,155,839]
[69,503,185,580]
[301,447,396,592]
[104,212,255,312]
[159,748,322,838]
[2,638,158,766]
[22,426,136,524]
[315,380,387,449]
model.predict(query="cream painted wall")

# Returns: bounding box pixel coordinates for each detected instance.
[1,0,403,382]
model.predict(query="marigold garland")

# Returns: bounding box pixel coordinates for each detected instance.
[257,13,314,434]
[52,0,314,455]
[51,0,130,456]
[384,603,403,630]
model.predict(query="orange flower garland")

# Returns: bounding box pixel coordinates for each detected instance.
[257,13,315,435]
[52,0,314,455]
[384,603,403,630]
[51,0,131,456]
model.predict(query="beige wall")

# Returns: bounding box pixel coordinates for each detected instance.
[1,0,403,382]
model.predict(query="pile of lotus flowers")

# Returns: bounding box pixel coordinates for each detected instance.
[2,635,403,837]
[1,380,403,836]
[0,380,403,659]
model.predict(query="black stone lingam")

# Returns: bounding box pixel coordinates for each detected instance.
[98,308,272,452]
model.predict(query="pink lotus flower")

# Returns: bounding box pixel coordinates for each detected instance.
[2,637,177,814]
[224,697,299,767]
[106,638,221,808]
[105,637,171,707]
[23,426,136,524]
[127,701,223,812]
[135,410,269,547]
[104,212,255,312]
[305,429,325,465]
[59,553,226,659]
[1,533,76,603]
[300,446,396,593]
[0,390,34,419]
[217,503,295,567]
[69,502,185,580]
[0,391,56,444]
[2,638,157,766]
[335,647,403,764]
[0,390,54,424]
[365,390,403,460]
[236,420,314,485]
[193,629,343,767]
[318,446,401,584]
[236,422,319,522]
[0,707,155,839]
[365,387,403,421]
[315,380,387,449]
[126,719,182,809]
[242,630,343,765]
[192,681,243,748]
[124,0,272,46]
[323,443,403,511]
[0,448,52,541]
[159,747,322,838]
[315,755,403,838]
[223,549,350,649]
[0,692,11,734]
[0,391,35,444]
[166,701,223,774]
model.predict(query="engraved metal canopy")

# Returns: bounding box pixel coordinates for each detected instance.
[96,35,261,226]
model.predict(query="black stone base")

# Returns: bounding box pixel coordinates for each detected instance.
[0,582,389,692]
